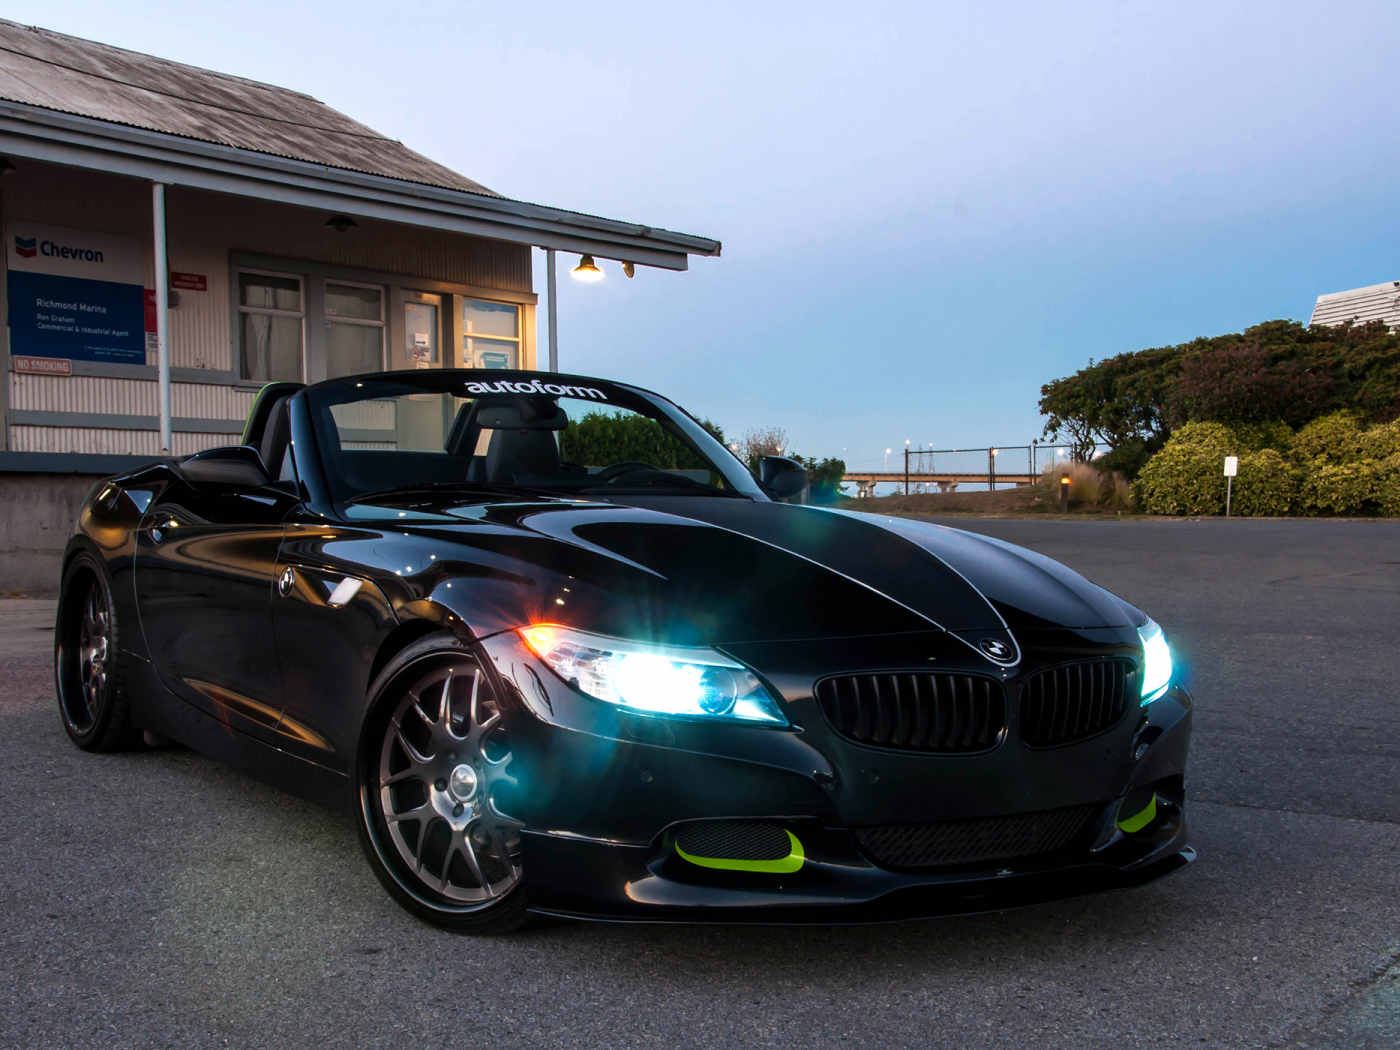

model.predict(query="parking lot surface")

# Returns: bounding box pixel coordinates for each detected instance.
[1,518,1397,1049]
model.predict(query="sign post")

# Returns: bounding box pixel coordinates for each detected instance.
[1223,455,1238,517]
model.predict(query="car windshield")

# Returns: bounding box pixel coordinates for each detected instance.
[303,371,765,503]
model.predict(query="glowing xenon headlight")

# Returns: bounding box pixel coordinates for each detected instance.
[519,625,788,725]
[1137,617,1173,704]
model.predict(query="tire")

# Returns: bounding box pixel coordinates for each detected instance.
[55,551,143,752]
[353,633,530,934]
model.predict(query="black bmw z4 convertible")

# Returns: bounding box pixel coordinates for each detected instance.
[55,369,1193,933]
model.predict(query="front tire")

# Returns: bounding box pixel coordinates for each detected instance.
[55,552,141,751]
[353,634,530,934]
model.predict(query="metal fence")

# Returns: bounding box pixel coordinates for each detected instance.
[892,441,1114,493]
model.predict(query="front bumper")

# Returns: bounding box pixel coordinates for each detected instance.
[479,629,1195,923]
[520,800,1193,923]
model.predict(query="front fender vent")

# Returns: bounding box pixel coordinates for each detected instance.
[815,672,1007,753]
[1019,658,1135,748]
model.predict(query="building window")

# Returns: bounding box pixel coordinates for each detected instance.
[325,281,385,378]
[463,298,520,369]
[239,271,304,382]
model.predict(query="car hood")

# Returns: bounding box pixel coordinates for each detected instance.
[342,494,1139,647]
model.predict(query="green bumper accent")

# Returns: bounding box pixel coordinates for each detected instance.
[1117,794,1158,833]
[676,829,805,873]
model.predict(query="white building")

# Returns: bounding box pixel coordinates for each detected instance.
[1308,280,1400,331]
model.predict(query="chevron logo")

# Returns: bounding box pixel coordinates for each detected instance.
[14,235,36,259]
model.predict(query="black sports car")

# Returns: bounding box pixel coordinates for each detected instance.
[55,369,1193,933]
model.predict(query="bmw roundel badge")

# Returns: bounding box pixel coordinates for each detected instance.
[979,638,1014,660]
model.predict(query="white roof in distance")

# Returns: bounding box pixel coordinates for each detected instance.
[1309,280,1400,330]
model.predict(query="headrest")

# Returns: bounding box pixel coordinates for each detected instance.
[475,399,568,430]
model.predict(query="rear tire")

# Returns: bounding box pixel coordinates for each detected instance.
[353,633,530,934]
[55,552,142,752]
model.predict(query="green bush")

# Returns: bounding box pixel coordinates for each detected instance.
[1359,419,1400,459]
[1137,415,1400,517]
[1291,412,1367,463]
[1300,462,1380,515]
[1134,422,1233,515]
[1373,453,1400,516]
[1230,448,1301,516]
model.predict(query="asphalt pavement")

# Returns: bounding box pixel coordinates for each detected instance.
[1,518,1397,1049]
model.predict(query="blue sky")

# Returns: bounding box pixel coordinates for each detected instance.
[15,1,1400,469]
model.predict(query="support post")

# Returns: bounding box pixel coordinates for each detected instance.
[546,248,558,372]
[904,449,909,495]
[988,449,996,491]
[1030,440,1036,482]
[152,182,171,455]
[1226,476,1233,517]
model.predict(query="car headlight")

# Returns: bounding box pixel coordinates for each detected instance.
[1137,617,1173,703]
[519,624,788,726]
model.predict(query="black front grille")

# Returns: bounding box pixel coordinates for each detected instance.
[853,804,1098,870]
[674,821,791,861]
[1019,659,1135,748]
[815,673,1007,753]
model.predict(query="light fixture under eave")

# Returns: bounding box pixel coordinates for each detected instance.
[572,254,604,282]
[325,215,358,232]
[622,261,635,278]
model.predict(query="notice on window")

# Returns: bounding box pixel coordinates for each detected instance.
[6,221,146,365]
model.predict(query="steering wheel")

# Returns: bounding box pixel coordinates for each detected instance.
[596,461,659,483]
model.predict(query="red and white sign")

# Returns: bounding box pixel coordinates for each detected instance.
[170,272,207,291]
[13,355,73,375]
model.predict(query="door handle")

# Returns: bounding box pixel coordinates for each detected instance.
[148,518,177,544]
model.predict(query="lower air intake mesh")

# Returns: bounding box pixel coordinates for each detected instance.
[674,821,791,861]
[853,804,1098,870]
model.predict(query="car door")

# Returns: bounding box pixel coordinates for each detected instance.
[134,477,298,740]
[269,516,398,770]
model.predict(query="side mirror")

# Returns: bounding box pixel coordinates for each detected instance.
[178,445,272,489]
[759,455,809,502]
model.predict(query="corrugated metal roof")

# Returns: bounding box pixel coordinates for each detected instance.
[0,19,497,196]
[1309,279,1400,330]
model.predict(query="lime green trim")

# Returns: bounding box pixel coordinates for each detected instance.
[676,829,805,873]
[1117,794,1158,833]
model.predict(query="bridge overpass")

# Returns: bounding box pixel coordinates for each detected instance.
[841,471,1037,498]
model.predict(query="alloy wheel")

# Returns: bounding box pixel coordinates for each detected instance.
[74,579,110,730]
[375,662,523,903]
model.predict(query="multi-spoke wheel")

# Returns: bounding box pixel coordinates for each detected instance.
[355,635,530,933]
[56,551,140,751]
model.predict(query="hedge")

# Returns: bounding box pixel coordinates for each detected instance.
[1134,423,1231,515]
[1230,448,1301,516]
[1136,417,1398,516]
[1291,412,1367,463]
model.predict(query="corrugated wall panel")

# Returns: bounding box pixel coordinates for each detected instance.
[9,374,158,414]
[170,384,257,420]
[7,375,254,421]
[10,427,232,456]
[167,234,233,371]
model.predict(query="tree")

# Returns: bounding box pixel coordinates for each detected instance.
[1038,346,1178,469]
[792,455,847,503]
[1039,318,1400,477]
[738,427,788,473]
